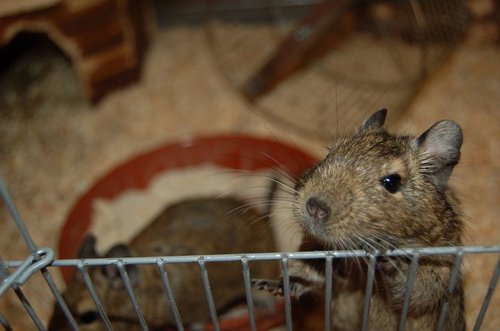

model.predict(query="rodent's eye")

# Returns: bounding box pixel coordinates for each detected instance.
[79,310,99,324]
[381,174,401,193]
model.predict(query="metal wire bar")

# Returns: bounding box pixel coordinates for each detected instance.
[12,286,46,331]
[472,256,500,331]
[1,180,80,330]
[0,256,32,297]
[323,254,333,331]
[0,312,13,331]
[0,257,9,282]
[41,267,80,331]
[280,255,293,331]
[77,262,113,331]
[198,259,220,331]
[0,248,53,296]
[116,261,149,331]
[156,259,184,331]
[0,179,37,254]
[398,253,420,331]
[241,257,257,331]
[2,245,499,331]
[436,251,464,331]
[7,246,495,268]
[361,254,377,331]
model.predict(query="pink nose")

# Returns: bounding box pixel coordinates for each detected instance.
[306,197,331,222]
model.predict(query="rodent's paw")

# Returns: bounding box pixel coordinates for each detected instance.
[252,279,285,297]
[376,257,403,278]
[252,276,318,298]
[360,239,403,277]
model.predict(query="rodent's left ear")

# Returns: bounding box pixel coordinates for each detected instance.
[417,120,463,187]
[361,108,387,130]
[77,234,98,259]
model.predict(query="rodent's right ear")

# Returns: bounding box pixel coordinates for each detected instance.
[361,108,387,130]
[417,120,463,188]
[104,243,131,258]
[77,234,98,259]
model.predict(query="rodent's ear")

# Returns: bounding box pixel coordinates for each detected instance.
[417,120,463,187]
[77,234,98,259]
[105,243,131,258]
[361,108,387,130]
[101,244,139,288]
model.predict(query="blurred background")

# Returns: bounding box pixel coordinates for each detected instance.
[0,0,498,329]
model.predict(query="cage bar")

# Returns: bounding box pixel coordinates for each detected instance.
[198,259,220,331]
[156,259,184,331]
[12,287,47,331]
[280,254,293,331]
[241,257,257,331]
[0,312,12,331]
[472,256,500,331]
[398,252,420,331]
[323,254,333,331]
[361,253,377,331]
[77,262,113,331]
[116,260,149,331]
[0,179,37,254]
[0,180,79,331]
[436,250,464,331]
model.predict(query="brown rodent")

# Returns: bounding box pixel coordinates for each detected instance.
[49,191,279,330]
[253,109,465,330]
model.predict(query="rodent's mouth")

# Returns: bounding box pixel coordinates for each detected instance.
[299,218,339,249]
[299,217,373,251]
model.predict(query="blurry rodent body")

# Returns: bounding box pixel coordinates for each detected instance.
[254,109,465,330]
[49,193,278,331]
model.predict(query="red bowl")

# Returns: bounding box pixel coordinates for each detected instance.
[58,134,317,330]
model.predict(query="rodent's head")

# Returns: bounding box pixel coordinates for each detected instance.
[48,235,143,331]
[294,109,463,250]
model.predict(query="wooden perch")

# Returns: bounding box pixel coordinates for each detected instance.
[242,0,357,102]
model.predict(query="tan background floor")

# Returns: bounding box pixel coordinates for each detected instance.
[0,19,498,331]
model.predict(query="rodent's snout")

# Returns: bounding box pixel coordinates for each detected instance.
[305,197,331,222]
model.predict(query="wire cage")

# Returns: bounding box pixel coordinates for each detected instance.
[1,135,499,331]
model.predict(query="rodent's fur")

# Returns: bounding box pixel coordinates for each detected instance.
[254,109,465,330]
[49,195,278,330]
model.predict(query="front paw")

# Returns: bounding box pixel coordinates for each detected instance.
[252,276,318,298]
[252,278,285,297]
[376,256,402,277]
[375,257,413,310]
[360,240,405,279]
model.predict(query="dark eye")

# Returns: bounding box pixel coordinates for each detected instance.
[381,174,401,193]
[79,310,99,324]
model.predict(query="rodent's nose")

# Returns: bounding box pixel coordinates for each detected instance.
[305,197,331,222]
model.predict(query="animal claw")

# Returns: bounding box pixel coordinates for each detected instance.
[251,279,285,297]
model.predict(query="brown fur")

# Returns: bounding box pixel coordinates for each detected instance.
[254,109,465,330]
[49,197,278,330]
